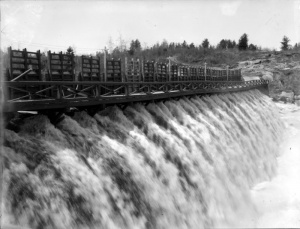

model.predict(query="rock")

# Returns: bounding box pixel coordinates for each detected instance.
[243,76,261,81]
[253,59,262,64]
[261,71,273,81]
[239,61,250,68]
[294,95,300,100]
[276,91,295,103]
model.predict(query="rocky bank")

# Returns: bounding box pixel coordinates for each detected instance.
[238,52,300,105]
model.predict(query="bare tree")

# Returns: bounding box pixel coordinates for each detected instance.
[107,36,115,54]
[117,34,127,52]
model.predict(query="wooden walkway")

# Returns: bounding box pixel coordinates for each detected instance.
[2,79,269,113]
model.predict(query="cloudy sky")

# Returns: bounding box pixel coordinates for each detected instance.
[1,0,300,54]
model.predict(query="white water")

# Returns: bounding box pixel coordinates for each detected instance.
[1,90,283,229]
[251,102,300,227]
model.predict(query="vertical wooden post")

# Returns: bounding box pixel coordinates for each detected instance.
[137,58,140,82]
[227,65,229,81]
[124,56,128,82]
[98,54,101,81]
[131,58,134,82]
[141,59,144,82]
[8,46,12,80]
[154,61,157,82]
[23,48,28,80]
[204,62,207,81]
[37,50,42,81]
[0,81,3,229]
[59,51,63,80]
[47,50,52,81]
[168,57,171,81]
[57,85,62,99]
[71,52,75,81]
[104,47,107,82]
[0,12,4,218]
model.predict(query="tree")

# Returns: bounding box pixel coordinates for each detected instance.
[128,39,142,56]
[129,40,136,55]
[227,40,235,49]
[107,36,115,53]
[232,40,236,48]
[293,43,300,50]
[217,39,236,49]
[66,46,74,55]
[189,43,195,49]
[182,40,188,48]
[168,42,175,50]
[238,33,248,50]
[134,39,141,50]
[218,39,227,49]
[281,36,290,51]
[202,38,209,48]
[161,39,168,52]
[248,43,257,51]
[117,34,127,52]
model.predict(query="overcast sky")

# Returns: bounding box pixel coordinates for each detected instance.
[1,0,300,54]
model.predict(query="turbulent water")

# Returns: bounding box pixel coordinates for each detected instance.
[2,90,283,229]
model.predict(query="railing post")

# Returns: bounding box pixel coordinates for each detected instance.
[125,83,129,96]
[104,47,107,82]
[95,84,100,98]
[204,62,207,81]
[168,56,171,82]
[137,58,140,82]
[57,85,63,100]
[226,65,229,81]
[98,53,101,82]
[8,46,12,80]
[23,48,28,80]
[47,50,52,80]
[124,56,128,82]
[141,59,144,82]
[59,51,63,80]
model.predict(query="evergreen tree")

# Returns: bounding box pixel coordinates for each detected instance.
[182,40,188,48]
[134,39,141,50]
[248,43,257,51]
[238,33,248,50]
[202,38,209,48]
[227,40,234,49]
[218,39,227,49]
[232,40,236,48]
[281,36,290,51]
[189,43,195,49]
[66,46,74,55]
[129,40,135,55]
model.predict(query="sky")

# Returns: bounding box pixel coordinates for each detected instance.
[1,0,300,54]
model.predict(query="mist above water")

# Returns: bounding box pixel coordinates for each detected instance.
[2,90,283,229]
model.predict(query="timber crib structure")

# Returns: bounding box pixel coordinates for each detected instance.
[2,47,269,113]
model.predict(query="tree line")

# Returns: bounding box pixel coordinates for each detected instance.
[1,33,298,73]
[106,33,298,59]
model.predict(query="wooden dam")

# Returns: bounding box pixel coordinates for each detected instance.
[1,47,269,115]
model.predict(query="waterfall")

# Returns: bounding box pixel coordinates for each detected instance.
[2,89,283,229]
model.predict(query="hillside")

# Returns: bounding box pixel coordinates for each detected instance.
[238,52,300,105]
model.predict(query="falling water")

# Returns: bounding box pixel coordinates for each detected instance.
[2,90,283,229]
